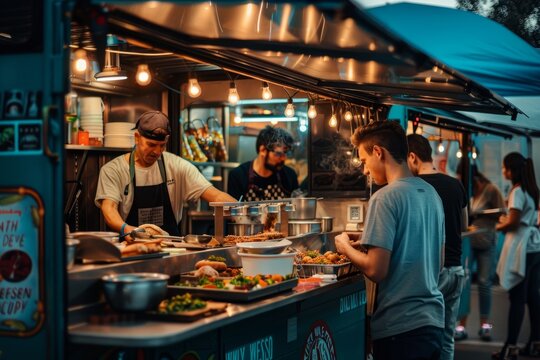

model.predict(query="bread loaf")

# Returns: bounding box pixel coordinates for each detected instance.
[139,224,169,236]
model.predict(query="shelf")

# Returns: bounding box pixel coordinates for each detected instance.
[188,161,240,168]
[65,145,132,152]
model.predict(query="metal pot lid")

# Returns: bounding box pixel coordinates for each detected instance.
[288,220,322,224]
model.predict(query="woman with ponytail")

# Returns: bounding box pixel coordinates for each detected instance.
[493,152,540,360]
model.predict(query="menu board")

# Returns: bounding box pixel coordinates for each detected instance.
[0,188,44,336]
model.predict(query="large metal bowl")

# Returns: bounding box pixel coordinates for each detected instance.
[101,273,169,312]
[237,239,292,254]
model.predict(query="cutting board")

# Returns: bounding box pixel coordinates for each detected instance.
[146,301,228,322]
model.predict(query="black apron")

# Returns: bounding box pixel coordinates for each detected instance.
[125,151,179,236]
[244,161,290,201]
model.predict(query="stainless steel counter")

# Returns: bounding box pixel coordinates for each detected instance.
[68,275,364,347]
[67,231,362,348]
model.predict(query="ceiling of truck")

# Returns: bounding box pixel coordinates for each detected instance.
[82,0,520,117]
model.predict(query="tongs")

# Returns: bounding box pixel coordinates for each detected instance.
[129,228,185,242]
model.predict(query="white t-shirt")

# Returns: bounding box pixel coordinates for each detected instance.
[95,151,212,222]
[508,186,538,227]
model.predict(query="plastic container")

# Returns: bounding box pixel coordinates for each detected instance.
[236,239,292,255]
[238,251,295,276]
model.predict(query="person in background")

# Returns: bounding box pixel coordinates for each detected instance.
[493,152,540,360]
[454,165,505,342]
[95,111,236,238]
[335,121,445,360]
[228,125,298,201]
[407,134,468,360]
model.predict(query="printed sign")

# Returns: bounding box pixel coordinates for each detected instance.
[0,121,42,156]
[302,320,337,360]
[0,188,44,336]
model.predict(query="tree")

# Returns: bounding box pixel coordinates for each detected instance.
[457,0,540,47]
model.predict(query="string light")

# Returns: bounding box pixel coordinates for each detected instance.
[344,104,353,122]
[228,81,239,105]
[329,114,338,128]
[73,49,88,73]
[233,114,242,124]
[471,146,478,159]
[307,104,317,119]
[456,149,463,158]
[135,64,152,86]
[261,82,272,100]
[284,97,295,118]
[188,76,202,98]
[437,140,445,153]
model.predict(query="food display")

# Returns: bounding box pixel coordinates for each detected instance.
[168,273,298,302]
[295,250,356,278]
[150,293,228,322]
[295,250,350,265]
[223,231,285,245]
[158,293,207,314]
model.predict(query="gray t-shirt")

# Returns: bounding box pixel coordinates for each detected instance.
[95,151,212,223]
[362,177,445,340]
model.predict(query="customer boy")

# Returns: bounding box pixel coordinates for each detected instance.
[335,120,445,360]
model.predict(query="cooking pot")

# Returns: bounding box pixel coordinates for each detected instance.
[289,197,322,220]
[228,222,264,236]
[102,273,169,312]
[287,220,321,235]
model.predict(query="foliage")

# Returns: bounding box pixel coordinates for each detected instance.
[457,0,540,47]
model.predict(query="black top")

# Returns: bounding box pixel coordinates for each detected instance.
[420,173,468,267]
[227,161,299,201]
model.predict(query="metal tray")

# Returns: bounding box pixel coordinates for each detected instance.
[296,262,355,278]
[167,277,298,302]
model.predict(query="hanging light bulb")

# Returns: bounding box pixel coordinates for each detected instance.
[471,146,478,159]
[233,114,242,124]
[261,82,272,100]
[307,104,317,119]
[456,149,463,158]
[135,64,152,86]
[437,140,445,153]
[188,76,202,98]
[329,114,338,128]
[344,108,353,122]
[270,118,279,125]
[228,81,239,105]
[284,97,295,118]
[73,49,88,73]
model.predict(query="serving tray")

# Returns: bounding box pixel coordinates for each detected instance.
[167,277,298,302]
[146,301,228,322]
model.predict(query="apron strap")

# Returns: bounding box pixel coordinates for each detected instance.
[124,147,136,196]
[124,148,167,196]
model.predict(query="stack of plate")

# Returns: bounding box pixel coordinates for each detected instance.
[104,122,135,148]
[79,97,103,140]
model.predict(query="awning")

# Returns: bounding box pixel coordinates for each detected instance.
[84,0,521,116]
[367,2,540,97]
[367,3,540,133]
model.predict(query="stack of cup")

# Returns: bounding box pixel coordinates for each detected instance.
[79,97,104,141]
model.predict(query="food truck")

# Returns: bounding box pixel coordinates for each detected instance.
[0,1,521,358]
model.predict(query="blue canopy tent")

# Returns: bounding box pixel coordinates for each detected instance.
[367,2,540,135]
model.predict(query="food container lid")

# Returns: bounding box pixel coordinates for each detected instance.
[237,250,296,258]
[237,239,292,254]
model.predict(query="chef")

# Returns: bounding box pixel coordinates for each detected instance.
[95,111,236,238]
[228,125,298,201]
